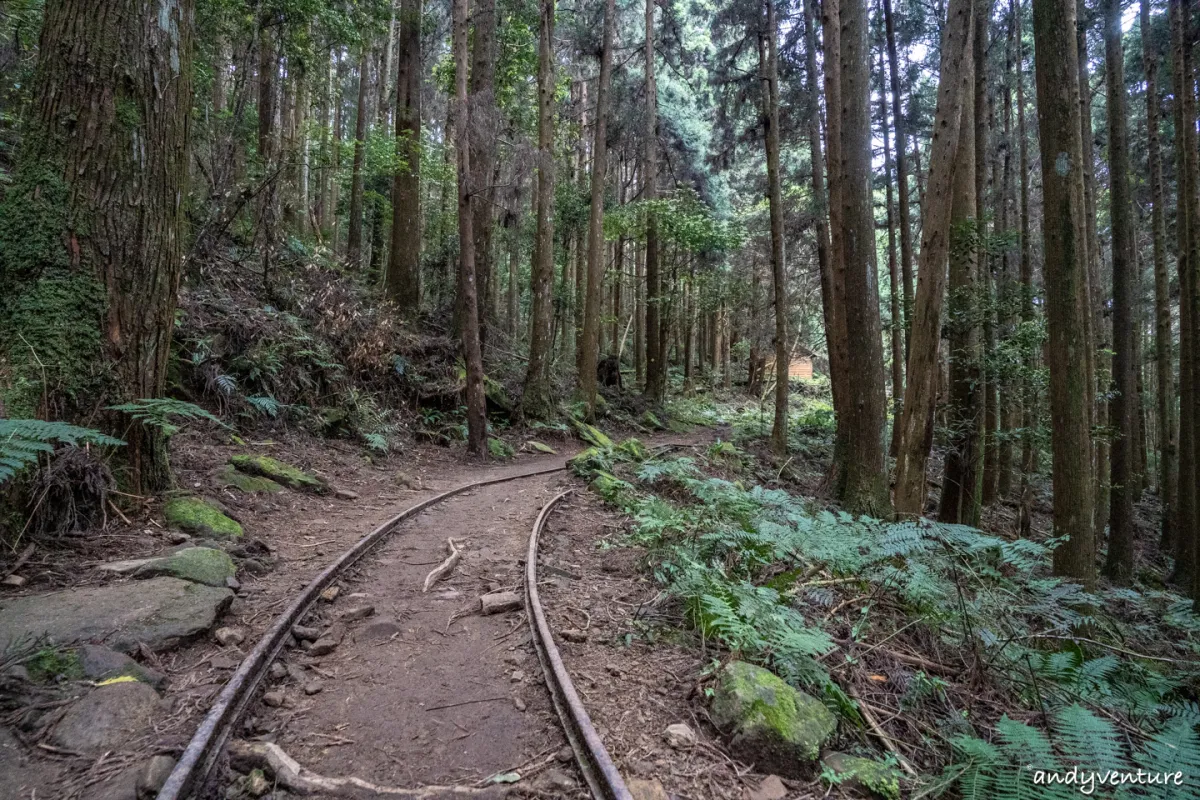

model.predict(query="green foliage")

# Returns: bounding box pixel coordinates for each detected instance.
[487,437,515,460]
[108,398,230,437]
[0,419,123,484]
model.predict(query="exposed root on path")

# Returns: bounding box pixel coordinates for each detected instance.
[228,740,508,798]
[422,537,463,592]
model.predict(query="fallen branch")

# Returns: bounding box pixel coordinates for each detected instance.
[846,687,919,778]
[422,538,463,592]
[228,740,506,797]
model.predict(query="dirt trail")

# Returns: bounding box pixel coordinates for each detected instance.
[256,465,583,796]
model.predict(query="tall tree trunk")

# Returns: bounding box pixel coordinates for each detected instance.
[939,67,984,527]
[1170,0,1198,593]
[579,0,616,420]
[346,45,370,268]
[977,0,1000,508]
[1017,0,1037,537]
[883,0,914,357]
[1102,0,1135,582]
[387,0,422,312]
[879,49,903,459]
[1142,0,1175,547]
[453,0,487,454]
[0,0,193,493]
[644,0,663,403]
[519,0,557,421]
[892,0,975,517]
[836,0,890,514]
[997,7,1018,498]
[470,0,498,347]
[804,0,842,455]
[1033,0,1096,589]
[760,0,789,455]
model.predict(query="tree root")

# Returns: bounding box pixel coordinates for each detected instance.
[227,740,507,798]
[422,537,463,592]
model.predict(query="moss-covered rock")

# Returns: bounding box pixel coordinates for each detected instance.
[572,420,614,449]
[821,752,902,800]
[617,438,648,461]
[589,471,631,502]
[133,547,236,587]
[488,438,515,460]
[228,455,326,493]
[217,464,282,494]
[526,440,557,455]
[639,411,666,431]
[164,497,243,539]
[711,661,836,773]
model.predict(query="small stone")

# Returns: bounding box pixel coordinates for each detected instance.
[268,663,287,680]
[285,634,298,649]
[334,489,359,501]
[629,779,670,800]
[214,627,245,646]
[504,652,528,665]
[394,471,422,490]
[262,690,286,708]
[78,644,166,689]
[540,769,575,791]
[286,663,307,683]
[480,591,523,615]
[512,697,527,712]
[292,625,321,641]
[556,747,573,763]
[135,754,176,799]
[746,774,788,800]
[560,629,588,643]
[308,627,343,656]
[245,768,271,796]
[209,654,241,670]
[225,576,241,591]
[303,680,324,695]
[320,585,340,602]
[338,605,375,622]
[241,558,270,575]
[606,664,624,677]
[166,531,190,545]
[3,575,27,587]
[52,681,164,753]
[363,618,403,640]
[300,639,313,651]
[664,722,697,750]
[510,669,526,682]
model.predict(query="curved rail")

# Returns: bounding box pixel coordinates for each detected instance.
[525,491,633,800]
[157,462,567,800]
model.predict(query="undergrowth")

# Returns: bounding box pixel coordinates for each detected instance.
[571,438,1200,798]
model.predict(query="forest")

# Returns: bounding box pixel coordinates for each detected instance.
[1,0,1200,797]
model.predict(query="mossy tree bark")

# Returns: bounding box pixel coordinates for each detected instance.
[1033,0,1096,590]
[386,0,422,313]
[519,0,557,421]
[346,44,371,269]
[939,70,984,528]
[0,0,193,494]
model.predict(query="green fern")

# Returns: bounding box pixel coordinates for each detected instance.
[0,419,124,483]
[108,398,230,436]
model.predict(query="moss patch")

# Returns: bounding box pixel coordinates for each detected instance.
[164,497,242,539]
[217,464,282,494]
[134,547,235,587]
[228,455,326,493]
[711,661,836,769]
[27,646,84,683]
[572,420,614,449]
[487,438,515,460]
[822,753,902,800]
[617,438,648,461]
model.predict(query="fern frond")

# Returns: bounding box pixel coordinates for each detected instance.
[0,419,124,484]
[108,398,230,436]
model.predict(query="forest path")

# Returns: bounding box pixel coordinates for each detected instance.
[212,430,713,799]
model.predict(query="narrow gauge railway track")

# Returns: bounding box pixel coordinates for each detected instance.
[156,462,632,800]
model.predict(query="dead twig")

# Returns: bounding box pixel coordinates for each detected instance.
[425,696,507,712]
[422,538,463,592]
[846,686,918,777]
[228,740,500,797]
